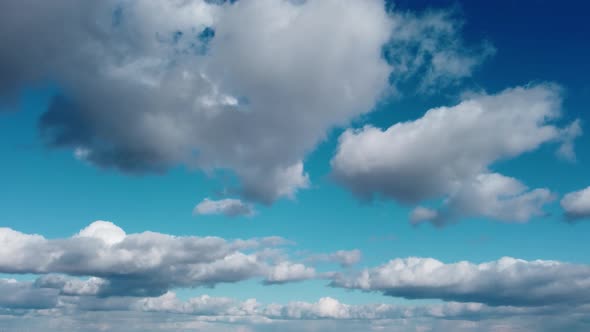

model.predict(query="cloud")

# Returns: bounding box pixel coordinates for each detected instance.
[306,250,362,267]
[332,84,577,225]
[330,256,590,307]
[383,9,495,93]
[0,279,58,310]
[194,198,255,217]
[0,0,490,203]
[561,186,590,222]
[411,173,555,226]
[264,262,316,285]
[76,220,126,245]
[2,279,590,332]
[0,220,311,296]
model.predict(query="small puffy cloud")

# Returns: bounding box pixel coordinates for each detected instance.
[332,84,576,225]
[411,173,554,226]
[75,220,126,245]
[561,186,590,222]
[306,250,362,267]
[194,198,255,217]
[410,207,439,224]
[330,256,590,306]
[264,262,316,285]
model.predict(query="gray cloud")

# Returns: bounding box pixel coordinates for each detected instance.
[2,279,590,332]
[0,279,58,310]
[561,186,590,222]
[194,198,254,217]
[330,256,590,307]
[0,0,489,203]
[332,84,577,225]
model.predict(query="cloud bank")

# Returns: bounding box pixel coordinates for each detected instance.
[331,256,590,306]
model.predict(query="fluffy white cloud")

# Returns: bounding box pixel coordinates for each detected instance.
[411,173,554,226]
[561,186,590,221]
[0,0,489,203]
[264,262,316,284]
[194,198,255,217]
[332,84,577,225]
[0,221,312,296]
[331,256,590,306]
[76,220,126,245]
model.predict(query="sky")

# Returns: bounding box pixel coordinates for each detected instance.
[1,0,590,331]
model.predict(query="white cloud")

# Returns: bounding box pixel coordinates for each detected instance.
[0,220,311,296]
[332,84,577,225]
[76,220,126,245]
[411,173,554,226]
[561,186,590,221]
[194,198,255,217]
[264,262,316,284]
[331,256,590,306]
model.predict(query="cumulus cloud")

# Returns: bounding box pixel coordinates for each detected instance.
[0,0,490,203]
[332,84,577,225]
[411,173,555,226]
[0,221,312,296]
[194,198,254,217]
[561,186,590,221]
[330,256,590,306]
[264,262,316,285]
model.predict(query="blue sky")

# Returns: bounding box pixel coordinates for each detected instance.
[1,1,590,331]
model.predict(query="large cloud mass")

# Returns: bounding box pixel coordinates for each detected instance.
[0,0,489,203]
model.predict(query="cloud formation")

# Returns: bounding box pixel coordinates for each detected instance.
[331,256,590,306]
[0,221,313,296]
[306,250,362,267]
[194,198,254,217]
[0,0,489,204]
[332,84,577,225]
[561,186,590,222]
[2,278,590,332]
